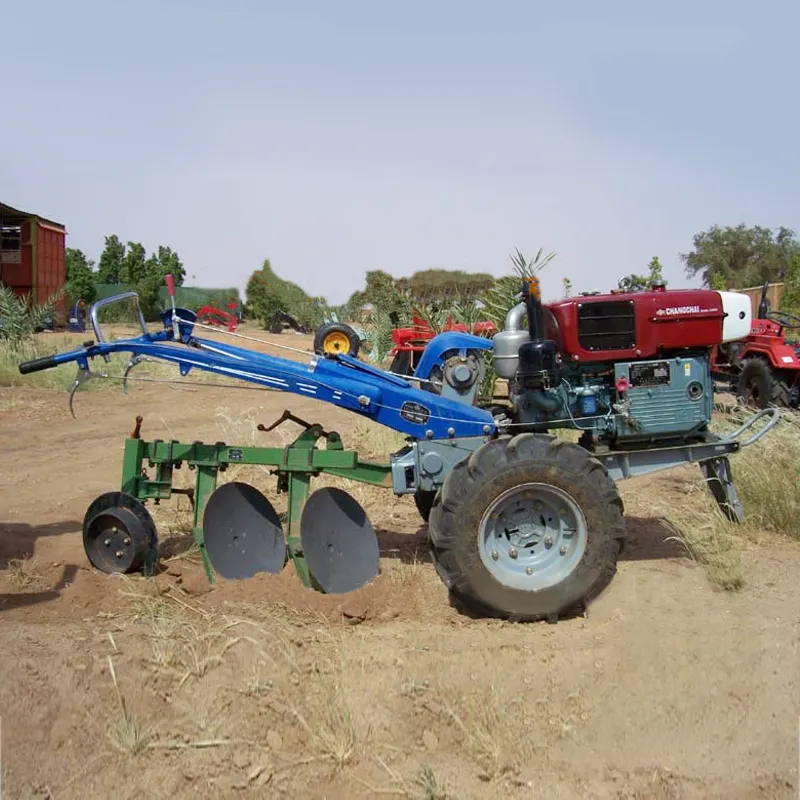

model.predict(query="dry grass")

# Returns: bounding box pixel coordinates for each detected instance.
[655,407,800,590]
[115,577,373,767]
[371,759,453,799]
[4,555,45,589]
[727,408,800,536]
[0,331,242,392]
[107,654,152,755]
[349,417,408,458]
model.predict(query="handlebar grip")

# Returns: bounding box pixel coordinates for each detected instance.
[18,355,58,374]
[165,273,175,297]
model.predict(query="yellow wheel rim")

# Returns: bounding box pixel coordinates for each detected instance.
[323,331,351,354]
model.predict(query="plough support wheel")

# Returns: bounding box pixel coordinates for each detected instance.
[83,492,158,575]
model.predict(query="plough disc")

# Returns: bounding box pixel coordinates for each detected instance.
[202,482,287,579]
[83,491,158,574]
[301,487,380,594]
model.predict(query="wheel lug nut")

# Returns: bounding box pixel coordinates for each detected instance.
[104,539,111,546]
[491,550,498,560]
[124,538,131,546]
[559,545,567,555]
[115,550,124,559]
[544,536,553,547]
[525,567,533,575]
[509,548,518,559]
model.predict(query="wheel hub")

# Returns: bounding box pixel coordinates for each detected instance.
[478,483,587,591]
[324,332,350,354]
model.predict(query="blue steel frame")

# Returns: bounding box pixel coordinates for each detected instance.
[20,305,497,441]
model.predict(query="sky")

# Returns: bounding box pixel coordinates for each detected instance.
[2,0,799,305]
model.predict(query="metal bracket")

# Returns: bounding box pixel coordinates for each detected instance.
[122,354,152,394]
[258,409,336,447]
[258,409,316,433]
[700,456,743,523]
[68,365,101,418]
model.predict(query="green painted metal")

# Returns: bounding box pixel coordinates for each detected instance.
[117,412,394,588]
[192,466,219,582]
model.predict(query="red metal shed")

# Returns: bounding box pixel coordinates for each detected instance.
[0,200,67,319]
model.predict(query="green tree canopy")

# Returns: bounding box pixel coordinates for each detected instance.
[681,225,799,289]
[65,248,97,305]
[395,268,495,302]
[245,259,322,328]
[782,251,800,315]
[96,234,125,283]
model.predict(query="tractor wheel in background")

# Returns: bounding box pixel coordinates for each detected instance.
[790,376,800,409]
[736,358,790,408]
[427,433,625,622]
[314,322,361,358]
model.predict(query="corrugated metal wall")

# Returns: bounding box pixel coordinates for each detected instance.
[35,221,66,309]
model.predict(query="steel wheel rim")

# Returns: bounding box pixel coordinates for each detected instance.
[324,332,350,354]
[478,482,588,591]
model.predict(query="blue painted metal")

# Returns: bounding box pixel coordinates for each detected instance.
[413,331,494,379]
[25,319,497,441]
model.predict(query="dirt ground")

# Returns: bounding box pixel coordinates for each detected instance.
[0,327,798,799]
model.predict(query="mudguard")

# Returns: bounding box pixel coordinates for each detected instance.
[413,331,494,380]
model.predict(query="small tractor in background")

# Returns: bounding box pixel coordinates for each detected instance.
[387,311,497,375]
[711,281,800,409]
[269,310,312,335]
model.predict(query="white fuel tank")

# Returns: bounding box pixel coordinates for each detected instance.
[718,291,752,343]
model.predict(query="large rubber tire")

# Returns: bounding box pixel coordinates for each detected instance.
[427,433,625,622]
[313,323,361,358]
[736,358,790,408]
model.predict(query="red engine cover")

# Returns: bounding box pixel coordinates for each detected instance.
[544,287,726,363]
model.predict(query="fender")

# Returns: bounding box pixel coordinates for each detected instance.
[413,331,494,380]
[740,341,800,370]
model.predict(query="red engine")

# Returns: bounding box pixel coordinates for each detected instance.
[542,285,752,362]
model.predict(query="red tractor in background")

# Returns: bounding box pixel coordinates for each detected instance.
[712,281,800,409]
[387,311,496,375]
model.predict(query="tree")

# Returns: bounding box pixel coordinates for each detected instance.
[782,251,800,316]
[96,234,126,283]
[680,224,800,289]
[480,248,557,330]
[244,259,318,328]
[65,248,97,305]
[155,245,185,285]
[395,268,495,303]
[618,256,667,292]
[121,242,147,285]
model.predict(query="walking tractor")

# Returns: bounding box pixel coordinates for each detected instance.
[18,275,781,621]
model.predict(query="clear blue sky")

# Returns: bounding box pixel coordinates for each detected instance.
[2,0,798,304]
